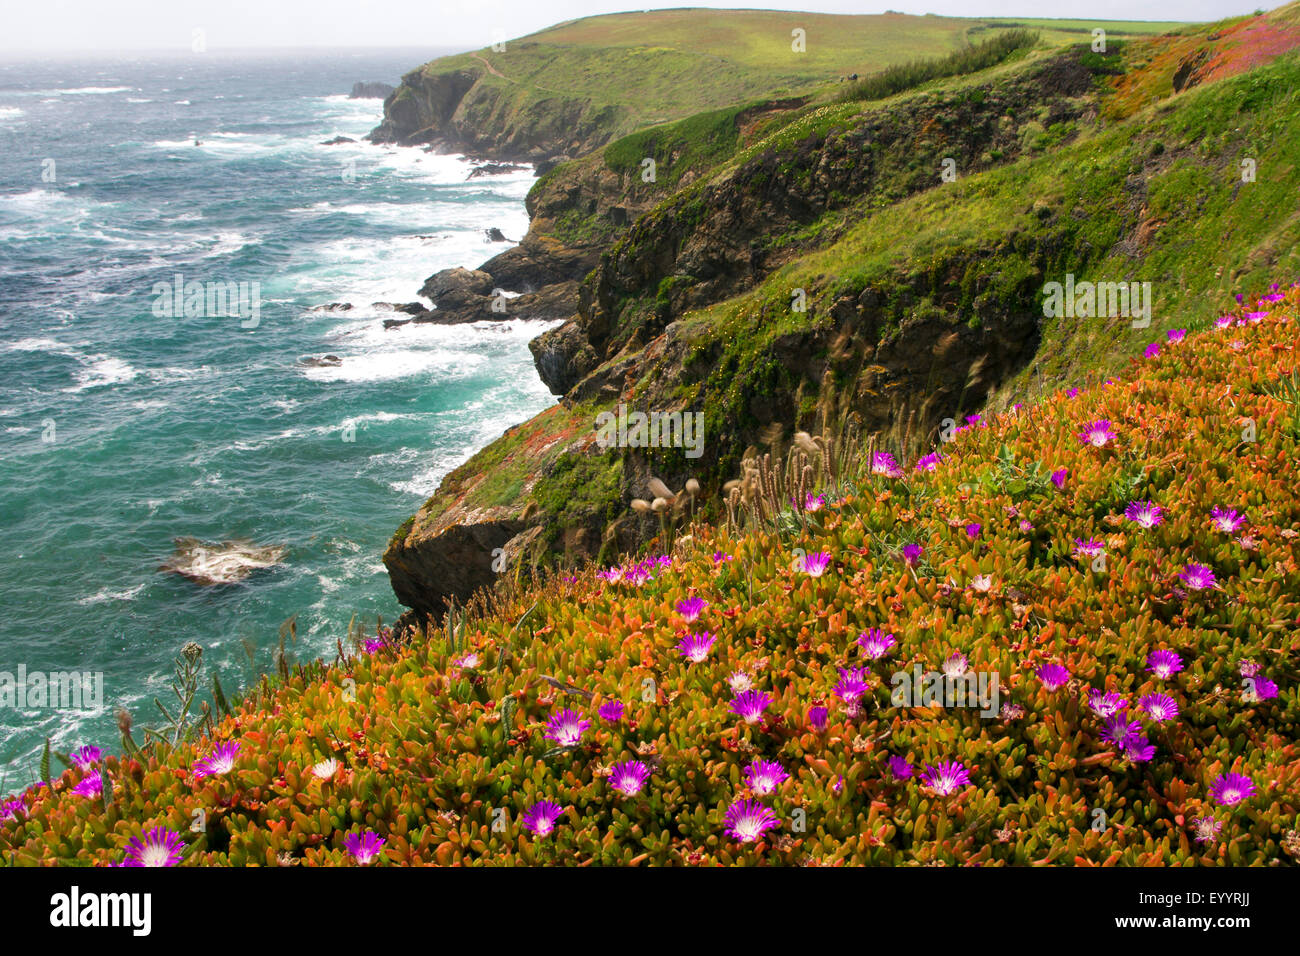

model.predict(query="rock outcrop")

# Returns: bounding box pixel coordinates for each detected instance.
[350,81,396,99]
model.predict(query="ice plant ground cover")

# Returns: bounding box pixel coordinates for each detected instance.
[3,292,1300,865]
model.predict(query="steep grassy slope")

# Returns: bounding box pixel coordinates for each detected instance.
[368,8,1183,160]
[6,294,1298,865]
[387,10,1300,619]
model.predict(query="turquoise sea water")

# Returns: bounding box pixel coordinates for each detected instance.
[0,49,557,774]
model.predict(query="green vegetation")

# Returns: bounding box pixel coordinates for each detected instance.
[839,29,1040,102]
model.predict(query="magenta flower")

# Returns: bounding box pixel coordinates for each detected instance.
[71,746,101,770]
[723,798,780,843]
[609,760,651,797]
[120,827,185,867]
[363,638,385,654]
[1138,693,1179,723]
[71,774,103,798]
[344,830,386,864]
[677,631,717,663]
[745,759,789,795]
[834,667,869,703]
[730,689,771,724]
[1210,507,1245,533]
[522,800,564,836]
[1072,537,1105,559]
[598,699,625,722]
[1239,658,1261,678]
[0,798,24,821]
[1143,342,1160,359]
[886,755,914,781]
[193,741,240,780]
[807,704,828,730]
[1208,772,1256,808]
[915,452,940,472]
[544,708,590,747]
[802,492,825,512]
[1051,467,1069,489]
[941,652,969,678]
[1179,563,1217,590]
[1036,663,1071,691]
[712,551,734,564]
[451,651,480,670]
[871,452,902,478]
[920,760,972,796]
[1101,715,1143,748]
[1125,737,1157,763]
[1079,420,1116,448]
[901,543,924,566]
[1125,500,1164,528]
[798,551,832,577]
[965,522,981,539]
[1146,649,1184,679]
[1244,676,1279,702]
[1192,816,1222,843]
[1086,689,1128,717]
[856,628,897,660]
[1167,328,1186,342]
[1018,519,1034,533]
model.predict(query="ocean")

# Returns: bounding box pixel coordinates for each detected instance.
[0,49,558,775]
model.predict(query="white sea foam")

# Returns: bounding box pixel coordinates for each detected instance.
[66,354,138,392]
[78,583,147,605]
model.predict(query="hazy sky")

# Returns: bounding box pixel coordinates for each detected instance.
[2,1,1280,52]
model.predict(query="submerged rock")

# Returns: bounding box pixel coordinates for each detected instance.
[350,81,395,99]
[299,354,343,367]
[160,538,286,586]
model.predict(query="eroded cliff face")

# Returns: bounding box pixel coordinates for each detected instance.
[368,65,627,164]
[379,48,1131,621]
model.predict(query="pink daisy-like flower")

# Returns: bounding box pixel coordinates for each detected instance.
[1238,658,1261,678]
[1243,676,1279,702]
[798,551,832,577]
[1138,693,1179,722]
[193,741,240,780]
[807,704,829,730]
[1147,649,1184,679]
[1087,689,1128,717]
[522,800,564,836]
[609,760,652,797]
[886,755,914,781]
[72,774,104,798]
[856,628,897,660]
[901,543,924,566]
[920,760,972,796]
[1192,816,1222,843]
[598,699,624,722]
[713,551,734,564]
[344,830,386,864]
[544,708,590,747]
[452,651,480,670]
[871,452,903,478]
[730,690,771,724]
[1179,563,1217,590]
[941,652,969,679]
[745,759,789,795]
[915,452,940,472]
[1072,537,1105,559]
[1101,715,1143,748]
[834,667,869,703]
[1125,737,1157,763]
[1125,500,1164,529]
[727,670,754,693]
[71,746,101,770]
[724,798,780,843]
[119,827,186,867]
[1167,328,1186,342]
[1210,507,1245,533]
[677,631,717,663]
[0,798,24,821]
[1143,342,1161,359]
[802,492,825,512]
[1051,467,1069,489]
[675,597,707,621]
[1079,420,1116,448]
[1036,663,1071,691]
[965,522,981,539]
[1208,772,1256,808]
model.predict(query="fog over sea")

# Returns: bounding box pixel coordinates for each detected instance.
[0,49,559,772]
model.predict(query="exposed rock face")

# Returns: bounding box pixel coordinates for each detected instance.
[384,508,526,615]
[350,81,396,99]
[367,67,624,163]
